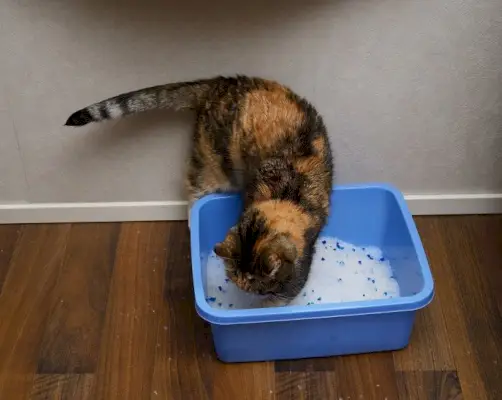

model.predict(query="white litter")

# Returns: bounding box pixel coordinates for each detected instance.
[205,237,400,309]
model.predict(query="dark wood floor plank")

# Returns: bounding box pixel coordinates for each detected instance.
[275,371,338,400]
[427,217,501,399]
[162,222,193,296]
[393,300,455,371]
[151,298,214,400]
[151,222,214,400]
[0,224,71,398]
[446,217,502,400]
[30,374,95,400]
[275,357,334,372]
[396,370,463,400]
[276,353,398,400]
[38,223,120,374]
[0,225,21,293]
[93,222,169,400]
[464,216,502,324]
[414,217,488,399]
[414,217,491,400]
[213,362,275,400]
[333,353,400,400]
[0,216,500,399]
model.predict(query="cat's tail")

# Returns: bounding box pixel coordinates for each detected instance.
[64,78,215,127]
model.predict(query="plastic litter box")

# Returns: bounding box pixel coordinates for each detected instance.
[189,183,434,363]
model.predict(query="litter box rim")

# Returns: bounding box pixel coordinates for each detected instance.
[190,183,434,326]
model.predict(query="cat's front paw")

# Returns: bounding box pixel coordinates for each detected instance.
[261,296,289,308]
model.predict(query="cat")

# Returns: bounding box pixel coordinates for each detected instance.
[65,75,334,307]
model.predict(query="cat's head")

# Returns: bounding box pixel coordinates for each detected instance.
[214,201,310,296]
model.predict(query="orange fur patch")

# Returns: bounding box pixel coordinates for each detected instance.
[295,156,322,175]
[192,126,233,198]
[255,200,313,253]
[240,89,304,151]
[312,136,326,156]
[254,183,273,202]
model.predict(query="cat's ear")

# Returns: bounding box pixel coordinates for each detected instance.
[265,236,297,278]
[214,227,240,259]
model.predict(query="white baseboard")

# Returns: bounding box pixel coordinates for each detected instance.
[0,194,501,224]
[405,193,502,215]
[0,201,188,224]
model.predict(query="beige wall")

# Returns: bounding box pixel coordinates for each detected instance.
[1,0,501,204]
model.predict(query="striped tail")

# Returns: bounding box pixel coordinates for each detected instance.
[64,79,215,127]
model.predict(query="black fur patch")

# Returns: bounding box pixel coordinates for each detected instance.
[64,109,94,126]
[99,104,109,120]
[237,210,268,274]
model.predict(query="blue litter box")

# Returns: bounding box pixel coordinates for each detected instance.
[189,183,434,363]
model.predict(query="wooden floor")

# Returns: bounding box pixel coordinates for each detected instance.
[0,216,500,399]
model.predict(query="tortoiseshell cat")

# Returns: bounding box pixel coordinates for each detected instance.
[65,76,334,307]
